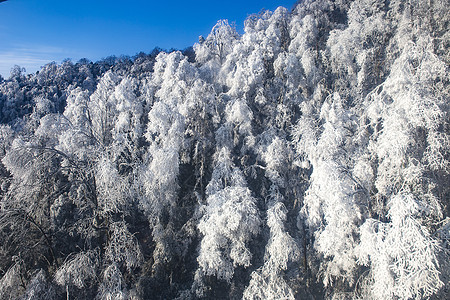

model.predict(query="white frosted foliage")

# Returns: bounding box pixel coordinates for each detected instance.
[97,263,127,300]
[198,186,260,280]
[0,261,24,299]
[244,197,299,300]
[358,193,443,299]
[105,221,143,272]
[96,156,129,214]
[55,250,98,289]
[297,93,361,285]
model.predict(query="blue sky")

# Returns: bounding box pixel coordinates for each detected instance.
[0,0,296,78]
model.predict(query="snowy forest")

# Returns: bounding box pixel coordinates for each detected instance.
[0,0,449,299]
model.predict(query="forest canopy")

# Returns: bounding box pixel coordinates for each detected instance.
[0,0,448,299]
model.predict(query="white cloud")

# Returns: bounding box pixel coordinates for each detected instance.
[0,44,81,78]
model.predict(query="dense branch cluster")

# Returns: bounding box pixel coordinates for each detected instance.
[0,0,448,299]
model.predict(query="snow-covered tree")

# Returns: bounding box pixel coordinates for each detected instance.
[195,19,239,66]
[0,259,24,300]
[294,93,363,291]
[55,250,99,298]
[88,71,121,146]
[358,193,443,299]
[243,197,299,300]
[105,221,143,272]
[195,147,260,292]
[97,263,127,300]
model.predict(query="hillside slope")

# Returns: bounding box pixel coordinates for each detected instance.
[0,0,448,299]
